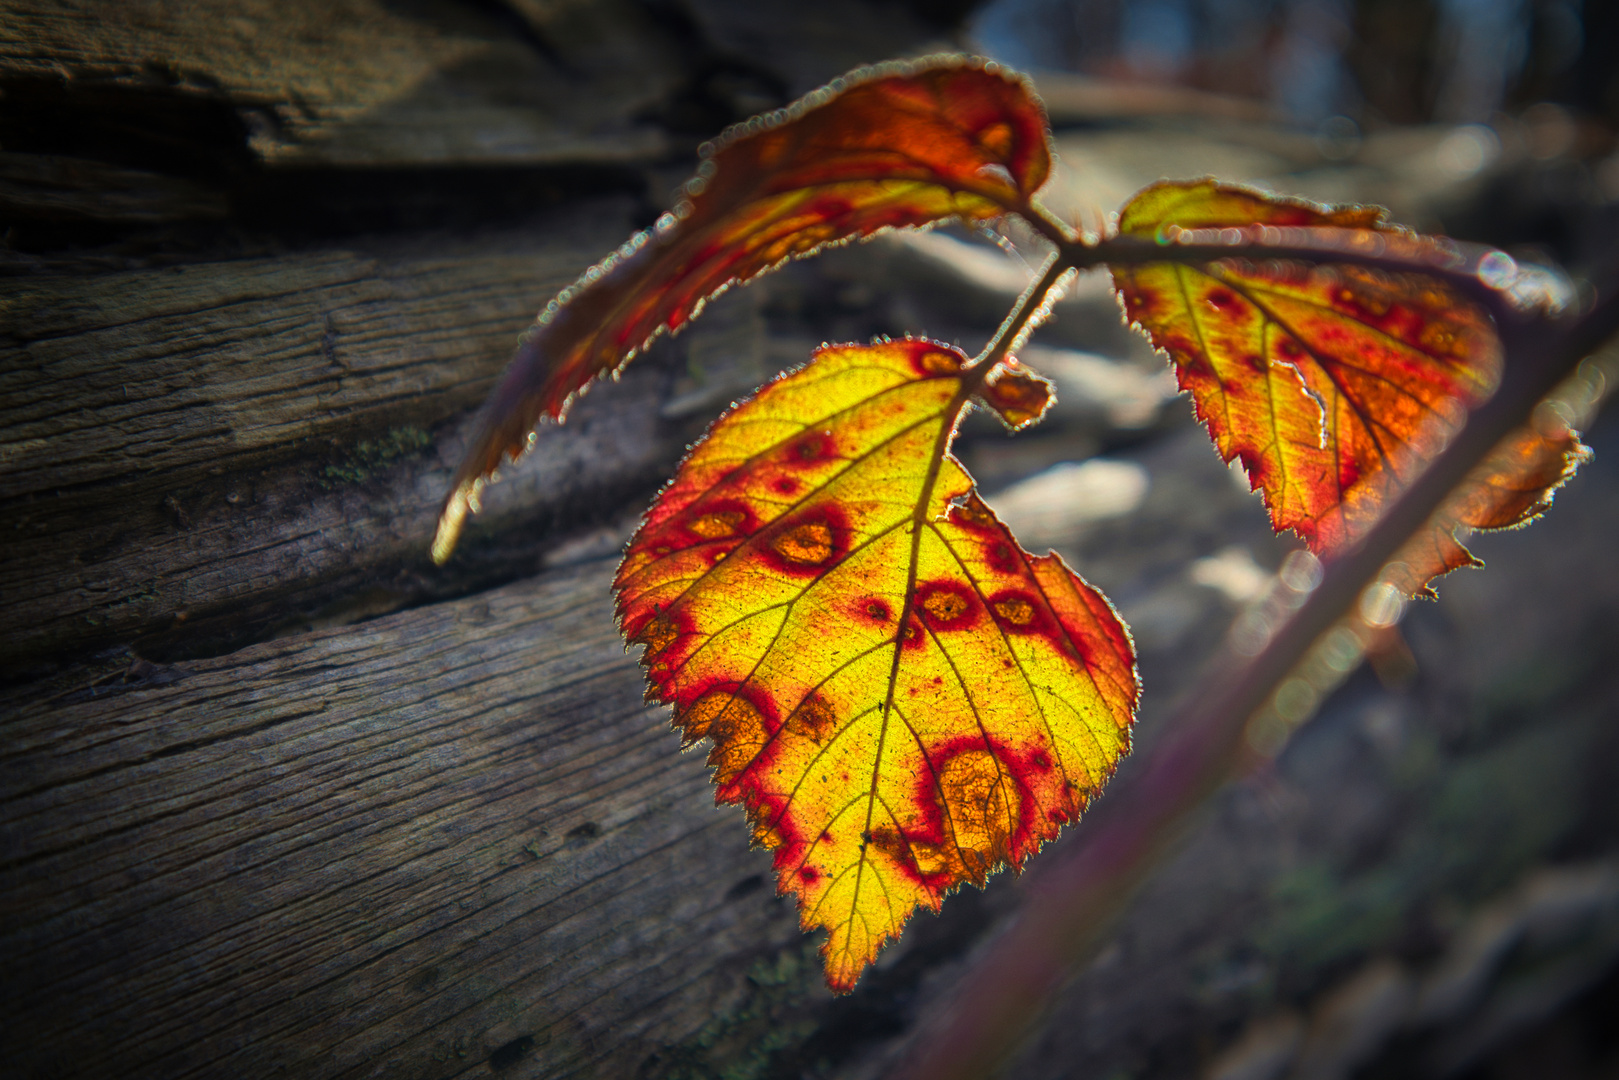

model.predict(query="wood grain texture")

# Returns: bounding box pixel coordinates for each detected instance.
[0,0,680,168]
[0,152,230,224]
[0,207,637,496]
[0,560,810,1080]
[0,205,700,667]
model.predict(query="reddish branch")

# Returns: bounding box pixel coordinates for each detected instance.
[887,280,1619,1080]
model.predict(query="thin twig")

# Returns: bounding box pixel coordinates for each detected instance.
[966,252,1071,379]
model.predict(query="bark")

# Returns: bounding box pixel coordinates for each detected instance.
[0,209,692,667]
[0,563,806,1079]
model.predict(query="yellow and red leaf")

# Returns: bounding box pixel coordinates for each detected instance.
[434,59,1052,562]
[1112,179,1504,562]
[615,339,1137,991]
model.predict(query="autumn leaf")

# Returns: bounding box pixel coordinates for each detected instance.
[1111,179,1506,564]
[614,339,1137,991]
[433,58,1053,562]
[1383,416,1590,598]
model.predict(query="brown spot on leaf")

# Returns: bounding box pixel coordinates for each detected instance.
[924,590,969,622]
[915,348,962,375]
[916,581,978,631]
[637,616,679,659]
[751,820,784,849]
[774,522,833,565]
[993,596,1034,626]
[952,495,999,531]
[690,510,747,539]
[934,748,1020,886]
[980,365,1053,429]
[786,694,837,743]
[682,690,769,782]
[680,689,731,740]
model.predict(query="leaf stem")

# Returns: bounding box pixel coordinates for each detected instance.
[885,278,1619,1080]
[967,252,1073,381]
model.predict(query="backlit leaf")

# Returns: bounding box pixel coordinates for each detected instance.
[1112,180,1505,566]
[434,58,1052,562]
[615,339,1137,991]
[1384,417,1589,598]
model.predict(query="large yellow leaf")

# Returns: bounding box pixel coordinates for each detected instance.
[615,339,1138,991]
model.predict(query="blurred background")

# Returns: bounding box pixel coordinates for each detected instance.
[974,0,1615,128]
[966,0,1619,272]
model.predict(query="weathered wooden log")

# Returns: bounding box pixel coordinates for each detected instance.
[0,200,1158,674]
[0,559,812,1080]
[0,205,697,669]
[0,0,681,169]
[4,415,1615,1080]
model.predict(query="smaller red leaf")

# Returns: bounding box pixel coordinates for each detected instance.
[1384,417,1589,598]
[1112,179,1503,563]
[433,57,1053,562]
[1112,179,1589,598]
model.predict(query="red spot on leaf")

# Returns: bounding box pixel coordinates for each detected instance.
[985,540,1020,574]
[900,614,926,652]
[861,597,893,623]
[987,589,1047,635]
[789,432,835,466]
